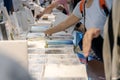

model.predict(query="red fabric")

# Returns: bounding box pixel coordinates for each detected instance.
[99,0,107,8]
[79,0,85,14]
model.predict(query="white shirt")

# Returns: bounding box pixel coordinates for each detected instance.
[73,0,112,37]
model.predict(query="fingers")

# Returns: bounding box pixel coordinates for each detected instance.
[36,13,43,20]
[93,29,100,38]
[44,30,52,36]
[45,33,52,36]
[36,14,40,18]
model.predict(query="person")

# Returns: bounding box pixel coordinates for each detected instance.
[103,0,120,79]
[36,0,70,18]
[44,0,112,36]
[44,0,112,61]
[0,52,33,80]
[83,0,120,79]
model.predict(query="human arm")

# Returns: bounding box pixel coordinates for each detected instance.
[83,28,100,57]
[44,14,80,35]
[36,1,58,18]
[44,1,82,35]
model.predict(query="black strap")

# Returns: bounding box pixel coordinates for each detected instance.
[102,5,109,16]
[117,36,120,46]
[83,0,87,28]
[108,9,114,57]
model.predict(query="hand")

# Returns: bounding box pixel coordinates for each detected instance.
[36,13,43,19]
[44,30,52,36]
[78,24,86,33]
[56,5,65,11]
[83,28,100,57]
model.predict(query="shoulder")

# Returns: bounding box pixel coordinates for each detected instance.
[72,1,82,19]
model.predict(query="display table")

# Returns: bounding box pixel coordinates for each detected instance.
[0,9,106,80]
[27,12,88,80]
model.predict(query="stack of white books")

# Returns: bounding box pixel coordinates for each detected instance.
[28,40,46,49]
[45,48,74,54]
[30,25,50,33]
[26,32,46,41]
[46,54,80,65]
[44,64,88,80]
[28,54,47,80]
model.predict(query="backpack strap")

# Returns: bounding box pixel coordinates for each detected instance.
[99,0,109,16]
[80,0,85,17]
[79,0,87,28]
[79,0,109,16]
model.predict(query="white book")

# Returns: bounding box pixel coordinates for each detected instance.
[46,54,80,65]
[28,40,46,49]
[15,10,31,32]
[44,64,88,80]
[27,32,45,39]
[45,48,74,54]
[30,25,49,32]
